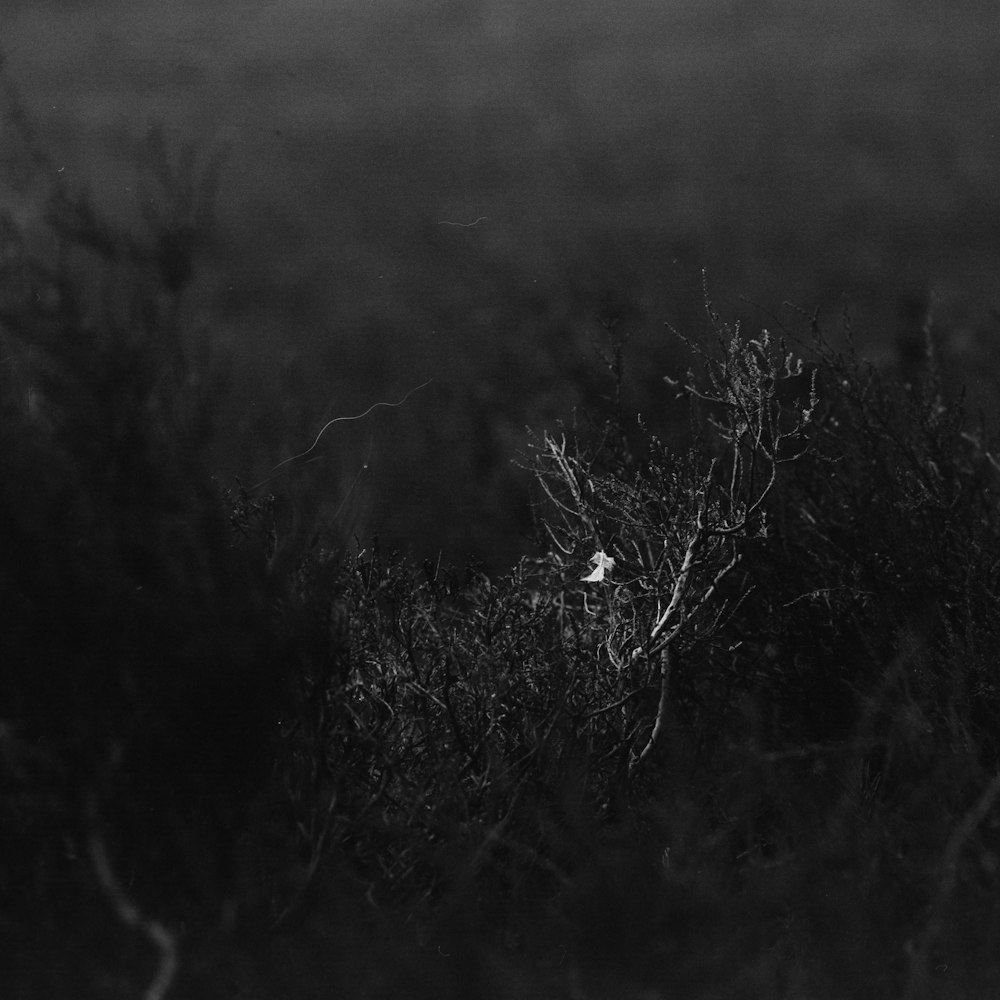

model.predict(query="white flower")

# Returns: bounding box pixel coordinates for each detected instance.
[582,550,615,583]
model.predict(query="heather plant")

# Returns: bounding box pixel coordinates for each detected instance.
[190,307,1000,999]
[243,304,1000,997]
[527,313,818,796]
[754,324,1000,997]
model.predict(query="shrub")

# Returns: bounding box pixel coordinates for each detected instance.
[0,77,282,998]
[248,303,1000,998]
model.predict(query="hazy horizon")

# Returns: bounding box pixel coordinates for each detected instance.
[5,0,1000,564]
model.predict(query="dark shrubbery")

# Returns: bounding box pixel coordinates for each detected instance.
[4,88,1000,998]
[0,86,283,997]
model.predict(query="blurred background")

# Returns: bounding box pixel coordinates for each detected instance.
[4,0,1000,569]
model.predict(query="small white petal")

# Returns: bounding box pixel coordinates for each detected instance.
[582,550,615,582]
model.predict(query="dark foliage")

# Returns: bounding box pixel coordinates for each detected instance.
[4,85,1000,1000]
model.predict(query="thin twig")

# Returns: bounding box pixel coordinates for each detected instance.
[87,823,178,1000]
[437,216,489,228]
[251,378,432,491]
[630,647,673,775]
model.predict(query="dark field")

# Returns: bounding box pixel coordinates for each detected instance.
[8,5,1000,996]
[5,0,1000,564]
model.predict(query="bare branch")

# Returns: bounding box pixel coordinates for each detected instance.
[87,823,178,1000]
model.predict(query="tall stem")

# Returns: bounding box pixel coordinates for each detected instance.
[630,646,673,778]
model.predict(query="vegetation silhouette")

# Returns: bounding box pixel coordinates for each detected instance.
[3,73,1000,1000]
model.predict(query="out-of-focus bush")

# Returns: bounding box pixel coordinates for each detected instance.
[0,74,283,998]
